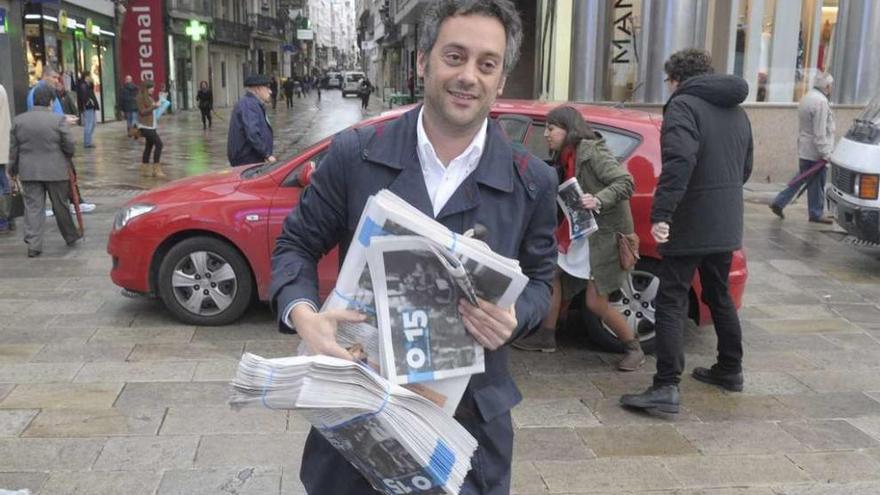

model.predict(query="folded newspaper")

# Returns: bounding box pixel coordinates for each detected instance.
[557,177,598,239]
[231,353,478,495]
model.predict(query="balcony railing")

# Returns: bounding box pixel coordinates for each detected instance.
[168,0,213,17]
[249,13,286,40]
[214,19,252,47]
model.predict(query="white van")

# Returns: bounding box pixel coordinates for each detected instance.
[341,71,366,97]
[826,94,880,244]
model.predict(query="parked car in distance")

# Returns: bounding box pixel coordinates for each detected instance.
[325,72,341,89]
[107,101,747,352]
[341,71,366,97]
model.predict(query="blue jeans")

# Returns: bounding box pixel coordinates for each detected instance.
[83,109,96,146]
[772,158,826,220]
[125,111,138,130]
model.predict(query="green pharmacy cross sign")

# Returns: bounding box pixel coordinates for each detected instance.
[185,20,207,41]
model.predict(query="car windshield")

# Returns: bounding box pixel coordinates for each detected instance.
[239,154,297,179]
[347,74,364,82]
[857,94,880,125]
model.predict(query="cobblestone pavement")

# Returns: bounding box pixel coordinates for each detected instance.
[2,94,880,494]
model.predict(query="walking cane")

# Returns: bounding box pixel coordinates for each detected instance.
[68,165,84,237]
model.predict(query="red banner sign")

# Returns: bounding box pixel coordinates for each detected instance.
[120,0,166,92]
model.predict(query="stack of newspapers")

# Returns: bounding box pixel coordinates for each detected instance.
[231,190,529,494]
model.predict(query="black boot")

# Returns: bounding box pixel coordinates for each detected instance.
[692,366,743,392]
[620,385,680,414]
[511,326,557,352]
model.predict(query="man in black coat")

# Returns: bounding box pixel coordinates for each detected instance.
[227,74,276,166]
[621,49,753,413]
[119,75,140,137]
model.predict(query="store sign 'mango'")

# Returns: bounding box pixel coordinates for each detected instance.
[120,0,166,88]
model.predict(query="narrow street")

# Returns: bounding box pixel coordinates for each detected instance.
[1,92,880,494]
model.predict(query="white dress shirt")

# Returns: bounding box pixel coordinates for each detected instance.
[284,109,489,325]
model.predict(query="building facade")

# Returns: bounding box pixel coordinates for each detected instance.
[210,0,251,109]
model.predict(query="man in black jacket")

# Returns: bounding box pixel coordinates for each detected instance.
[621,49,753,413]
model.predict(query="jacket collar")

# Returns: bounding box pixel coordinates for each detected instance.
[363,105,514,194]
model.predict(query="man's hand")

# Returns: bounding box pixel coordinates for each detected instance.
[580,193,600,210]
[651,221,670,243]
[459,297,517,350]
[267,155,277,163]
[290,305,366,360]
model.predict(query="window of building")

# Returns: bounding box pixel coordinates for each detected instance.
[221,61,227,88]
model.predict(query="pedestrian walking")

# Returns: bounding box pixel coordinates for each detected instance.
[271,1,556,493]
[770,72,835,223]
[8,84,81,257]
[197,81,213,130]
[119,75,140,138]
[227,74,275,167]
[269,75,279,110]
[513,105,644,370]
[0,83,12,235]
[76,73,100,149]
[136,80,165,178]
[359,77,372,110]
[620,49,753,414]
[283,77,295,108]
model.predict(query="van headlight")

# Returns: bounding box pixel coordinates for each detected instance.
[114,204,156,230]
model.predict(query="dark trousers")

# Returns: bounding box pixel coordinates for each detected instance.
[199,108,212,129]
[22,180,80,251]
[140,128,163,163]
[361,93,370,110]
[285,93,293,108]
[653,251,743,387]
[300,398,513,494]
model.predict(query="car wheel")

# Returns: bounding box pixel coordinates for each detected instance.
[157,236,254,326]
[583,258,659,354]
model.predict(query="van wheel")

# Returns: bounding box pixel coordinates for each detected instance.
[157,236,254,326]
[583,258,660,354]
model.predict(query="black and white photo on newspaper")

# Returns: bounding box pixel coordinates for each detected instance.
[557,177,598,239]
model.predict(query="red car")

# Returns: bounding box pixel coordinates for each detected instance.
[107,101,747,352]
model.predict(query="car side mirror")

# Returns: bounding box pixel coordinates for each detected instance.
[293,160,315,188]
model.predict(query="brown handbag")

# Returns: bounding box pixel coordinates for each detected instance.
[617,232,640,271]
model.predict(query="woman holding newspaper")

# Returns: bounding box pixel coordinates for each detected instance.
[513,106,643,370]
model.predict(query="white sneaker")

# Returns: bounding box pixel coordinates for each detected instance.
[45,208,54,217]
[72,202,96,213]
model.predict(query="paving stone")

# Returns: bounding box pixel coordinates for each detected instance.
[47,312,136,328]
[792,370,880,393]
[514,372,605,400]
[0,384,12,402]
[587,371,655,397]
[773,481,880,495]
[29,342,134,362]
[191,360,238,381]
[113,382,231,410]
[820,332,880,351]
[0,326,95,345]
[280,466,308,495]
[589,397,700,426]
[0,472,48,493]
[849,417,880,442]
[651,488,776,494]
[0,344,44,363]
[676,420,805,455]
[0,409,39,437]
[774,393,880,419]
[754,319,859,334]
[0,363,82,383]
[515,349,609,376]
[0,383,122,409]
[160,406,287,435]
[510,461,548,494]
[158,466,284,495]
[512,427,594,461]
[786,451,880,483]
[0,438,104,470]
[93,435,200,470]
[829,303,880,324]
[741,352,818,372]
[741,332,837,353]
[747,304,836,320]
[287,413,312,433]
[193,324,292,341]
[243,339,309,359]
[684,395,796,422]
[21,298,105,316]
[778,419,880,450]
[39,471,161,495]
[23,408,164,437]
[74,361,198,383]
[194,433,308,468]
[767,260,824,277]
[88,325,196,344]
[512,399,600,428]
[578,424,697,457]
[794,349,880,371]
[663,454,809,487]
[534,458,678,492]
[127,341,246,361]
[736,371,814,395]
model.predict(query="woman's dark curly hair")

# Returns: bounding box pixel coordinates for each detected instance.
[546,105,598,155]
[664,49,714,83]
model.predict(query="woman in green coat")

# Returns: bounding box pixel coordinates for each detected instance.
[513,106,644,370]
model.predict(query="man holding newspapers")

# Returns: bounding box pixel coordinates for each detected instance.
[268,1,557,493]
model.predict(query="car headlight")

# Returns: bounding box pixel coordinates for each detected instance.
[114,204,156,230]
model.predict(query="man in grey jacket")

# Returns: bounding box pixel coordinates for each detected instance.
[0,83,12,234]
[9,85,80,257]
[770,72,836,223]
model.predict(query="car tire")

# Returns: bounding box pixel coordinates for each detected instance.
[157,236,254,326]
[582,258,660,354]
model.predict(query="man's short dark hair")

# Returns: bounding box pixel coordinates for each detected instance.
[33,84,55,107]
[419,0,522,75]
[664,49,714,83]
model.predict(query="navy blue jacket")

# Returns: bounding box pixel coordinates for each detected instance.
[227,92,273,166]
[270,106,557,492]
